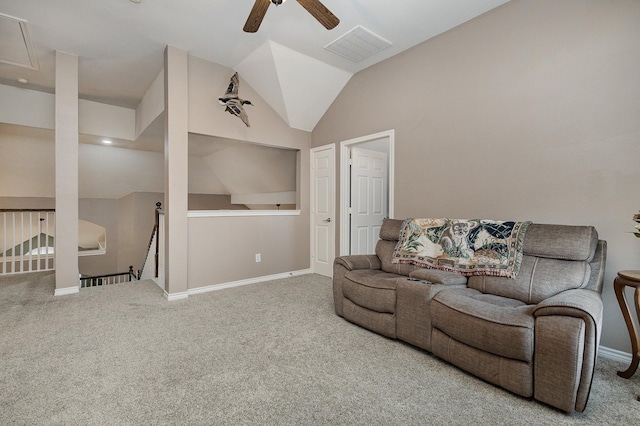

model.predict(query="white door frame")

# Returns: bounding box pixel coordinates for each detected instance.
[310,144,336,276]
[340,130,395,256]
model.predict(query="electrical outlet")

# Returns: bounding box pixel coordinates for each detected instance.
[255,253,261,263]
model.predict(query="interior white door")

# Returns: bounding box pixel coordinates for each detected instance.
[311,145,335,277]
[350,147,388,255]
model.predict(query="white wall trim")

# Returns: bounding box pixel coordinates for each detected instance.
[164,290,189,301]
[54,286,79,296]
[188,269,312,296]
[340,129,395,256]
[78,249,107,257]
[188,210,301,218]
[599,345,632,364]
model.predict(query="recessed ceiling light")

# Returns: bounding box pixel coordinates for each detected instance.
[17,78,28,84]
[130,0,142,3]
[102,139,113,144]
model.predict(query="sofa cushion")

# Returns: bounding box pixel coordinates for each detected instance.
[343,299,396,338]
[523,224,598,262]
[378,219,420,275]
[380,218,404,241]
[467,255,591,304]
[343,270,401,314]
[431,288,535,362]
[409,268,467,285]
[431,329,533,397]
[377,239,419,275]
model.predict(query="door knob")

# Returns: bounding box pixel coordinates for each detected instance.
[323,218,331,223]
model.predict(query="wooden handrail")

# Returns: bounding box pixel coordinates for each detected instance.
[139,224,158,279]
[155,202,161,278]
[80,268,135,281]
[137,202,162,280]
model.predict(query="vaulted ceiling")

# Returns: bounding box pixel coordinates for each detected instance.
[0,0,510,132]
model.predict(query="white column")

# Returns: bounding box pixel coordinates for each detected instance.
[163,45,189,300]
[54,50,80,296]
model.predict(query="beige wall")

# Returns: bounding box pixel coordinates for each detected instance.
[188,55,311,150]
[185,54,312,289]
[0,123,165,199]
[0,123,251,200]
[0,125,55,198]
[188,194,248,210]
[187,215,308,288]
[312,0,640,353]
[0,197,55,210]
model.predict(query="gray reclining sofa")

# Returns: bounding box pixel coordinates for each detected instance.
[333,218,607,413]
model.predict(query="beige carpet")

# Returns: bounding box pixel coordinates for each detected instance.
[1,271,640,425]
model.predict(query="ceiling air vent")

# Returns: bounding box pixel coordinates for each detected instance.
[325,25,392,63]
[0,13,39,70]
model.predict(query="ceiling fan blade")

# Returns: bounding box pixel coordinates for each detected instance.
[296,0,340,30]
[244,0,271,33]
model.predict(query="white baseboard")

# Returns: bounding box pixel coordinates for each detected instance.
[599,345,632,364]
[54,286,79,296]
[164,290,189,301]
[187,269,313,296]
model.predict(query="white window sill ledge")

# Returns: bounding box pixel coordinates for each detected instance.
[188,210,301,218]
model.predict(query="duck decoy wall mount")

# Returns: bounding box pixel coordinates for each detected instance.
[218,72,253,127]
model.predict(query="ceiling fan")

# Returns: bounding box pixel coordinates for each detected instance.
[243,0,340,33]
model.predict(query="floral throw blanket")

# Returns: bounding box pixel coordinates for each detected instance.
[392,218,532,278]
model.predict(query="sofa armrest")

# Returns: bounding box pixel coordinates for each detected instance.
[334,255,382,271]
[333,255,382,318]
[534,288,603,321]
[533,289,603,413]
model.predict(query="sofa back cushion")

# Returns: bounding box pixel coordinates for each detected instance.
[467,224,598,304]
[377,239,418,275]
[522,224,598,262]
[467,256,591,304]
[377,219,418,275]
[379,218,404,242]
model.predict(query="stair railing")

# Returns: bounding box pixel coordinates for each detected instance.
[80,202,162,289]
[138,202,162,279]
[0,209,55,275]
[80,265,137,288]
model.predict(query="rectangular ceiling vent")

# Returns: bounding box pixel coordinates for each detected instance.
[0,13,39,70]
[325,25,392,63]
